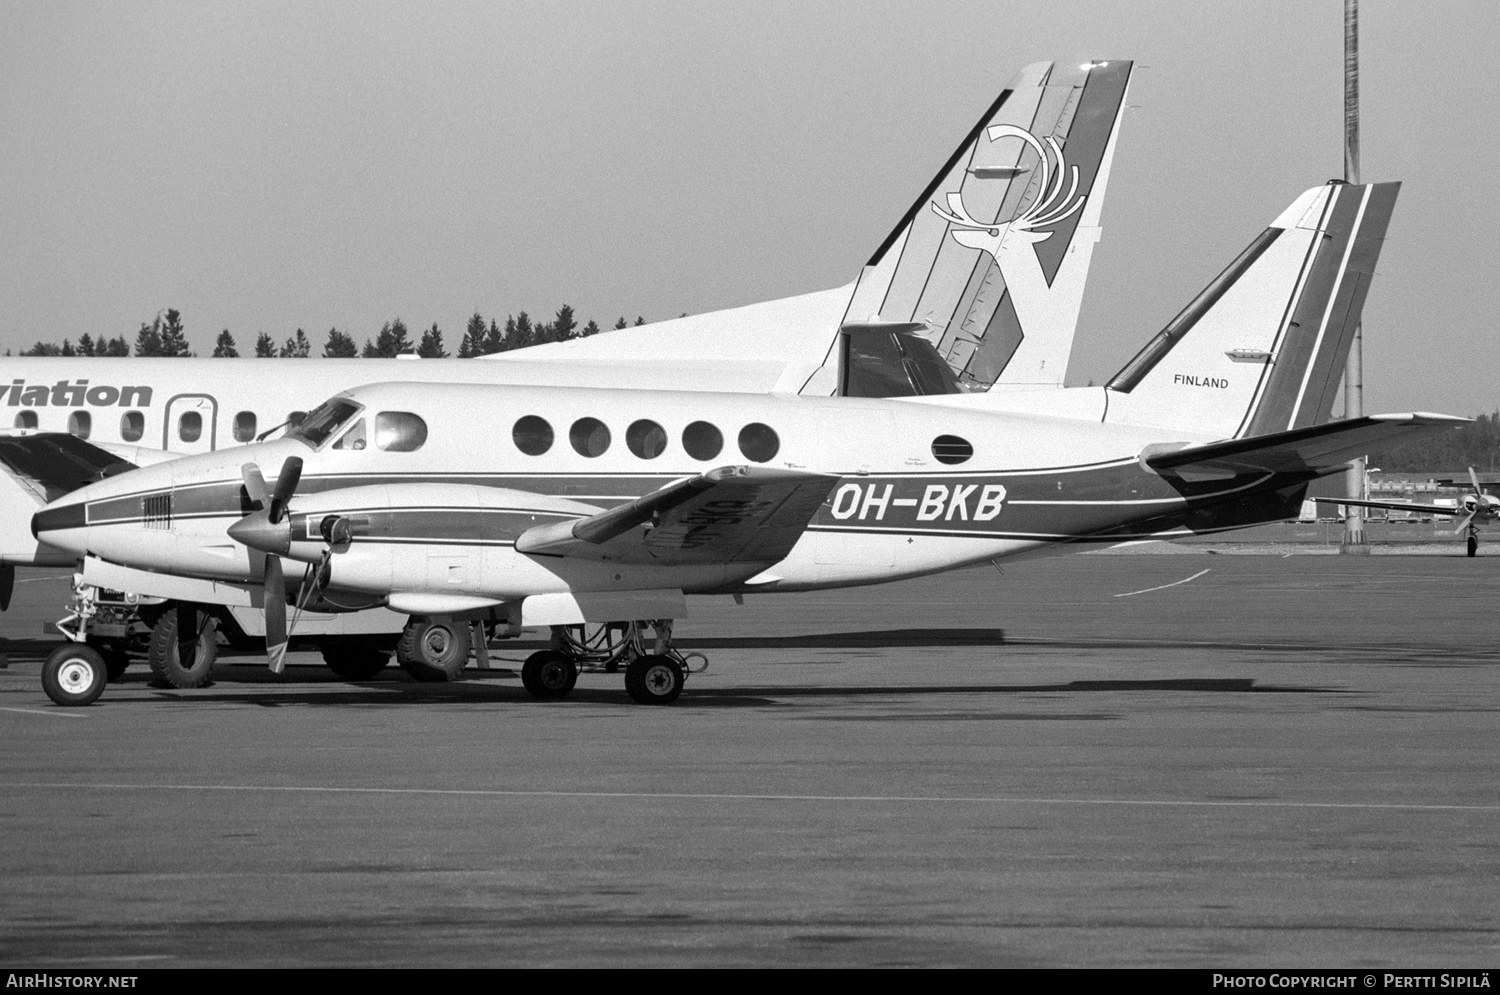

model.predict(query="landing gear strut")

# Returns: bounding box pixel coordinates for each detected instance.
[523,620,706,704]
[1467,527,1480,558]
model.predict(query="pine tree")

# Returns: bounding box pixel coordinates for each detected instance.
[483,319,504,354]
[21,342,60,356]
[460,313,485,358]
[103,335,130,357]
[159,308,191,356]
[323,328,357,358]
[362,319,413,358]
[134,320,163,357]
[551,304,577,342]
[60,339,75,357]
[279,328,311,358]
[614,317,628,330]
[77,333,95,357]
[512,312,534,350]
[417,323,447,358]
[581,319,600,337]
[213,329,239,358]
[254,332,277,357]
[634,316,646,326]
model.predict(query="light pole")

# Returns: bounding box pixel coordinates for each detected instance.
[1341,0,1369,554]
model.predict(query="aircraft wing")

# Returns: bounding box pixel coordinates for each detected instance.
[515,465,841,566]
[1144,414,1470,479]
[1312,496,1461,516]
[0,432,139,503]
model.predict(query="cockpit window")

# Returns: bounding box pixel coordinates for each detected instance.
[287,399,362,449]
[375,412,427,452]
[332,418,367,451]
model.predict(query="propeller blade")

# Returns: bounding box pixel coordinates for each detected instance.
[268,457,304,525]
[1453,510,1478,536]
[241,463,270,509]
[1470,467,1484,497]
[264,555,288,673]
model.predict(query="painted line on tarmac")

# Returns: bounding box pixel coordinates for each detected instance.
[1113,568,1211,598]
[0,707,85,719]
[3,782,1496,813]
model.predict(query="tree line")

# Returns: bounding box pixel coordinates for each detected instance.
[1369,412,1500,473]
[14,306,648,359]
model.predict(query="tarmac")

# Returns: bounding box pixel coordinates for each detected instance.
[1,525,1497,967]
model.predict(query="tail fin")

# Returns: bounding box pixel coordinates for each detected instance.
[801,59,1134,397]
[1103,181,1400,438]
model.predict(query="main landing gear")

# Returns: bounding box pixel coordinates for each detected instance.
[1467,525,1480,558]
[522,620,707,705]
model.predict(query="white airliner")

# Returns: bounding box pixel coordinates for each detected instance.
[0,59,1134,576]
[1317,467,1500,556]
[32,178,1468,706]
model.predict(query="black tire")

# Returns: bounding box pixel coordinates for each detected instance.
[396,617,470,682]
[521,650,578,699]
[93,642,132,681]
[624,654,685,705]
[321,638,392,681]
[43,644,108,707]
[147,606,218,689]
[1468,535,1479,558]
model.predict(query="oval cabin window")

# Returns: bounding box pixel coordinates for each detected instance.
[931,435,973,465]
[375,412,427,452]
[626,419,667,460]
[68,411,92,440]
[120,411,144,443]
[14,411,37,430]
[513,416,553,456]
[569,417,611,458]
[682,421,723,461]
[233,411,257,443]
[179,411,202,444]
[737,423,779,463]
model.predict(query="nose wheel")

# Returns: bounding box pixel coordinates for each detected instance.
[42,644,107,707]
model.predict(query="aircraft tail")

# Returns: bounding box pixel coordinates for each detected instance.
[1103,181,1401,439]
[801,59,1134,397]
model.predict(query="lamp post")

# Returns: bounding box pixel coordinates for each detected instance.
[1341,0,1369,554]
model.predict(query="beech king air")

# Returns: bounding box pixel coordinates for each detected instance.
[32,178,1468,706]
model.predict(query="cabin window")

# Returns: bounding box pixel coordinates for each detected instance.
[931,435,973,465]
[179,411,202,444]
[68,411,92,440]
[682,421,722,461]
[375,411,427,452]
[737,423,779,463]
[626,419,668,460]
[233,411,257,443]
[333,418,367,450]
[120,410,144,442]
[513,416,553,456]
[287,410,307,428]
[570,417,611,458]
[14,411,37,430]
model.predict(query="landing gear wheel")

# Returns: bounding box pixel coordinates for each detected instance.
[321,637,392,681]
[624,654,685,705]
[396,617,470,682]
[42,644,107,707]
[1468,534,1479,557]
[521,650,578,699]
[148,606,218,689]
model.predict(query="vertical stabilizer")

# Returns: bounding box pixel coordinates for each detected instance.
[801,59,1134,397]
[1103,181,1399,438]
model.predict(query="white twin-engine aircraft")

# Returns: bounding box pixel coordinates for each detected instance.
[1317,468,1500,557]
[32,179,1467,706]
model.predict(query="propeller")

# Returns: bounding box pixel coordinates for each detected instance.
[1453,466,1490,536]
[228,458,303,672]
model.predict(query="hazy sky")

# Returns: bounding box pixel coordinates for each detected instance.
[2,1,1496,415]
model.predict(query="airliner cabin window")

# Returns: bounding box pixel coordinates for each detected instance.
[120,411,144,442]
[287,400,360,448]
[681,421,723,461]
[626,419,668,459]
[14,411,36,430]
[287,410,307,428]
[179,411,202,444]
[332,418,367,450]
[233,411,257,443]
[375,412,427,452]
[737,422,779,463]
[68,411,91,440]
[513,416,553,456]
[570,417,610,458]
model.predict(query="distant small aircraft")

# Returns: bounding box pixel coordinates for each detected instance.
[1317,468,1498,556]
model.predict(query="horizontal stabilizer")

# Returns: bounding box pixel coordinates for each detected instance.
[1144,413,1469,479]
[516,465,840,566]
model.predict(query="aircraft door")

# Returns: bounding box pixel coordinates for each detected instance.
[162,393,219,454]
